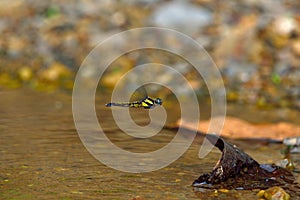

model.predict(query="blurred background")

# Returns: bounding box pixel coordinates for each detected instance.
[1,0,300,111]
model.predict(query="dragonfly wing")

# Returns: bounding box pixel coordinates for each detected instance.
[129,85,148,102]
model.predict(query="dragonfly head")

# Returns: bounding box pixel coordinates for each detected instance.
[154,98,162,105]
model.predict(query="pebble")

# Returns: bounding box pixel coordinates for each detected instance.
[283,137,300,146]
[257,186,290,200]
[150,1,212,35]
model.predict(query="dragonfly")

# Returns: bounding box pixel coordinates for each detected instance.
[105,86,162,109]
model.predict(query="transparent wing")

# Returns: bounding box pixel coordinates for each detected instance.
[129,85,148,102]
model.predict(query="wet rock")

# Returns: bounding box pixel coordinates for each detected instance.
[193,135,298,195]
[193,134,259,186]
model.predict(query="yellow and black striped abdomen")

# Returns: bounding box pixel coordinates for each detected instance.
[128,101,143,108]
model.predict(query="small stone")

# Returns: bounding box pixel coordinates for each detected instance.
[18,67,33,82]
[275,158,295,171]
[273,16,297,36]
[292,39,300,57]
[257,190,266,197]
[283,137,300,146]
[261,186,290,200]
[150,1,212,35]
[39,62,72,82]
[132,195,145,200]
[218,189,229,193]
[71,190,83,194]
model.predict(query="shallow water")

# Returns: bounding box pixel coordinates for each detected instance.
[0,90,299,199]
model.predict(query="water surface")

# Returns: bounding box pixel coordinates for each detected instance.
[0,90,298,199]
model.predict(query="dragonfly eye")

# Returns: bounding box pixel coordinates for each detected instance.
[154,98,162,105]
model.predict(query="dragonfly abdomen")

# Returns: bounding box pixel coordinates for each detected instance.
[105,102,142,108]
